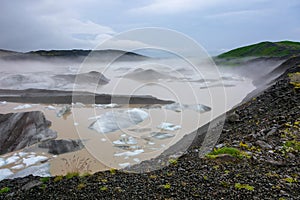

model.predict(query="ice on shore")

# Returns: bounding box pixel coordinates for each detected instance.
[0,101,7,105]
[157,122,181,131]
[89,108,148,134]
[119,162,130,168]
[11,164,24,170]
[163,103,211,113]
[150,132,175,140]
[8,163,51,179]
[13,104,33,110]
[22,156,48,167]
[114,149,144,157]
[5,155,20,165]
[0,169,13,181]
[56,105,71,117]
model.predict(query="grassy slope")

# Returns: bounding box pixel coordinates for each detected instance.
[217,41,300,59]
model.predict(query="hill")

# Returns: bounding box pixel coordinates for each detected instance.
[217,41,300,59]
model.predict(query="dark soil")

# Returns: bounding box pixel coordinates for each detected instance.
[0,60,299,199]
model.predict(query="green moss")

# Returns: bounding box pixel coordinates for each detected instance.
[54,175,63,182]
[0,187,10,194]
[109,168,116,175]
[99,186,108,191]
[283,177,297,183]
[163,183,171,189]
[206,147,250,159]
[168,158,178,165]
[283,140,300,153]
[235,183,254,191]
[65,172,80,179]
[77,183,86,190]
[40,177,50,183]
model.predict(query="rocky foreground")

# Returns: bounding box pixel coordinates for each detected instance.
[0,62,300,199]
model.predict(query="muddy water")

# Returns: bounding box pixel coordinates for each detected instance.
[0,58,256,175]
[0,76,254,175]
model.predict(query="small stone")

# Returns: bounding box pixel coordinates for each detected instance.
[21,180,42,191]
[256,140,273,149]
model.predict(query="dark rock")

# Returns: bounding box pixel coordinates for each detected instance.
[0,111,57,155]
[255,140,273,149]
[21,180,42,191]
[38,139,84,155]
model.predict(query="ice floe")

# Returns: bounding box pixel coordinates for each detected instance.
[133,158,140,163]
[119,162,130,168]
[163,102,211,113]
[113,136,138,146]
[150,132,175,140]
[5,155,20,165]
[0,169,13,181]
[93,103,120,108]
[22,156,48,167]
[0,101,7,105]
[157,122,181,131]
[11,164,24,170]
[89,108,148,134]
[13,104,33,110]
[8,163,51,179]
[45,105,56,110]
[56,105,71,117]
[114,149,144,157]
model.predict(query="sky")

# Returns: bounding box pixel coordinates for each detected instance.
[1,0,300,55]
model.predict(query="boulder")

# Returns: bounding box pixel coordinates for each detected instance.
[38,139,84,155]
[0,111,57,155]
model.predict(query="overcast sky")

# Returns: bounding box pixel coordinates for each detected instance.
[1,0,300,55]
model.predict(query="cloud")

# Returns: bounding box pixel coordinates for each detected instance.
[0,0,115,51]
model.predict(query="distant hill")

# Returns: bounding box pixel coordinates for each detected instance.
[0,49,147,62]
[217,41,300,59]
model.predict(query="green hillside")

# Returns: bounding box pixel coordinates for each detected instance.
[218,41,300,59]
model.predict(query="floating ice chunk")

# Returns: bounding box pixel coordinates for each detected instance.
[147,141,155,145]
[89,108,148,134]
[0,101,7,105]
[133,158,140,163]
[101,138,107,142]
[150,132,175,139]
[22,156,48,167]
[17,152,28,157]
[13,104,33,110]
[0,169,13,181]
[56,105,71,117]
[113,136,137,145]
[119,162,130,168]
[92,103,120,108]
[188,104,211,113]
[45,105,56,110]
[0,158,6,167]
[103,103,120,108]
[72,102,85,108]
[163,103,211,113]
[8,163,50,179]
[74,122,79,126]
[11,164,24,170]
[157,122,181,131]
[163,103,185,112]
[114,149,144,157]
[6,155,20,165]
